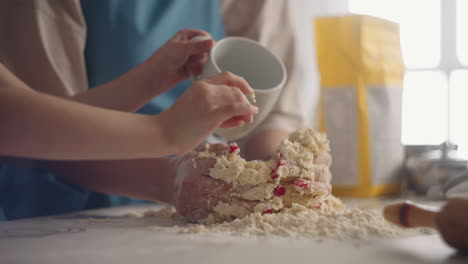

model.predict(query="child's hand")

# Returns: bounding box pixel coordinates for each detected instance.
[150,29,215,88]
[158,72,258,155]
[173,144,257,221]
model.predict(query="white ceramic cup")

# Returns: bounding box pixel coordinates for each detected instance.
[197,36,287,140]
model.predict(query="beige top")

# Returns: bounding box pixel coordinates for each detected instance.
[0,0,88,96]
[0,0,303,135]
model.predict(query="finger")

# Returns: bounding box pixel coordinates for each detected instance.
[186,54,209,76]
[188,38,214,55]
[179,196,223,221]
[205,71,254,97]
[220,116,244,128]
[171,29,211,41]
[190,158,217,176]
[194,143,228,154]
[213,87,256,126]
[217,103,258,121]
[195,143,210,152]
[207,84,250,105]
[220,119,244,128]
[176,179,230,221]
[241,113,254,124]
[176,185,212,220]
[221,113,253,127]
[198,176,232,195]
[182,29,212,41]
[208,143,230,156]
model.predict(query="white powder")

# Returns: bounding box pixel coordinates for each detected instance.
[147,200,432,240]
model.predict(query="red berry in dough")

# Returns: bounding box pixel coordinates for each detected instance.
[273,186,286,196]
[276,161,288,169]
[294,179,309,189]
[229,145,239,153]
[270,170,279,179]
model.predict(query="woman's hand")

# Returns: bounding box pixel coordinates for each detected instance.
[158,72,258,155]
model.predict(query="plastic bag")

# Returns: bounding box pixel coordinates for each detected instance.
[314,15,405,197]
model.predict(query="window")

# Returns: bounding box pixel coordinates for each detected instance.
[402,70,448,145]
[349,0,468,153]
[457,0,468,65]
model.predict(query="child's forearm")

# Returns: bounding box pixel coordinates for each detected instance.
[43,157,178,204]
[0,65,173,160]
[69,29,215,113]
[70,59,169,112]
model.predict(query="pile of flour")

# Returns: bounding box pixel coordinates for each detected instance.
[147,202,431,240]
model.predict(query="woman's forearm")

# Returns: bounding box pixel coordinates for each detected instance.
[0,64,172,160]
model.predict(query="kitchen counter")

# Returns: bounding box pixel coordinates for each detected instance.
[0,201,466,264]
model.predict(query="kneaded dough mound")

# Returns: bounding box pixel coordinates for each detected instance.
[197,127,340,223]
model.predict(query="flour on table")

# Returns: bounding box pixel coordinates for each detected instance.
[145,128,433,240]
[147,201,433,240]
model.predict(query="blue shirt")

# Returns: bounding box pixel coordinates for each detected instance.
[81,0,225,114]
[0,0,225,221]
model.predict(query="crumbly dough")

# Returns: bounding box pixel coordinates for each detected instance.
[197,127,334,223]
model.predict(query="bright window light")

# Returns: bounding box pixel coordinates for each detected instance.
[350,0,445,145]
[349,0,441,69]
[449,70,468,155]
[402,71,448,145]
[457,0,468,65]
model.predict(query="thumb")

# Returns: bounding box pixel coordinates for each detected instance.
[188,39,214,56]
[220,116,245,128]
[195,143,228,154]
[192,158,217,176]
[217,103,258,123]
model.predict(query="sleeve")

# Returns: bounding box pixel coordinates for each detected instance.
[0,0,88,96]
[221,0,304,135]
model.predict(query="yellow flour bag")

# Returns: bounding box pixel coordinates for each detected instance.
[314,15,405,197]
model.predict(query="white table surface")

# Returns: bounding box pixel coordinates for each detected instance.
[0,202,466,264]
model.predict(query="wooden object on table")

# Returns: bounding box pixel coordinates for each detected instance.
[383,198,468,254]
